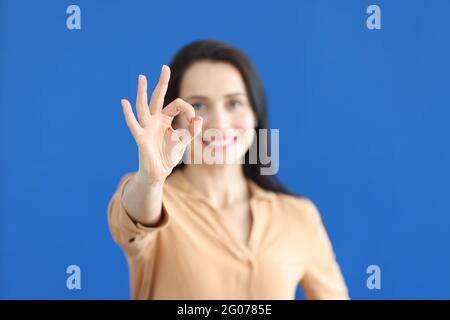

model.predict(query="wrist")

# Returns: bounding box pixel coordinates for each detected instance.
[134,171,166,189]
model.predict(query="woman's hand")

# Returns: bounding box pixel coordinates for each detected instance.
[121,65,203,185]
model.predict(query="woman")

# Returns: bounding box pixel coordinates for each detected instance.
[108,40,348,299]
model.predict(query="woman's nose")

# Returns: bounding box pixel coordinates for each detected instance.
[204,106,231,130]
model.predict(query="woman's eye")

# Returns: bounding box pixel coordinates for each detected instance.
[192,102,206,110]
[229,100,243,108]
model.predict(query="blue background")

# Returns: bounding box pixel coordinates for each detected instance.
[1,0,449,299]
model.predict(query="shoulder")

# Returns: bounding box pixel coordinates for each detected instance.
[271,192,324,229]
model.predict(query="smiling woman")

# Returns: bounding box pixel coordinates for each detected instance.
[107,39,349,300]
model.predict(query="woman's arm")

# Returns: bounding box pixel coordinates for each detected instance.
[121,173,165,226]
[300,199,349,299]
[107,173,169,259]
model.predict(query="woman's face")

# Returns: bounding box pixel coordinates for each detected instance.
[177,61,257,165]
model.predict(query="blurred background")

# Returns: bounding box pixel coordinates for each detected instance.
[1,0,449,299]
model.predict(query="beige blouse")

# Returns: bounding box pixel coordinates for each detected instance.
[107,169,349,299]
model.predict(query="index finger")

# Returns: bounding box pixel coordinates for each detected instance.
[149,65,171,114]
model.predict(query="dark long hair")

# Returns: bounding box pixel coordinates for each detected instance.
[164,39,294,195]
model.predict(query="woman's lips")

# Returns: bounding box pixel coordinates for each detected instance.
[202,136,238,149]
